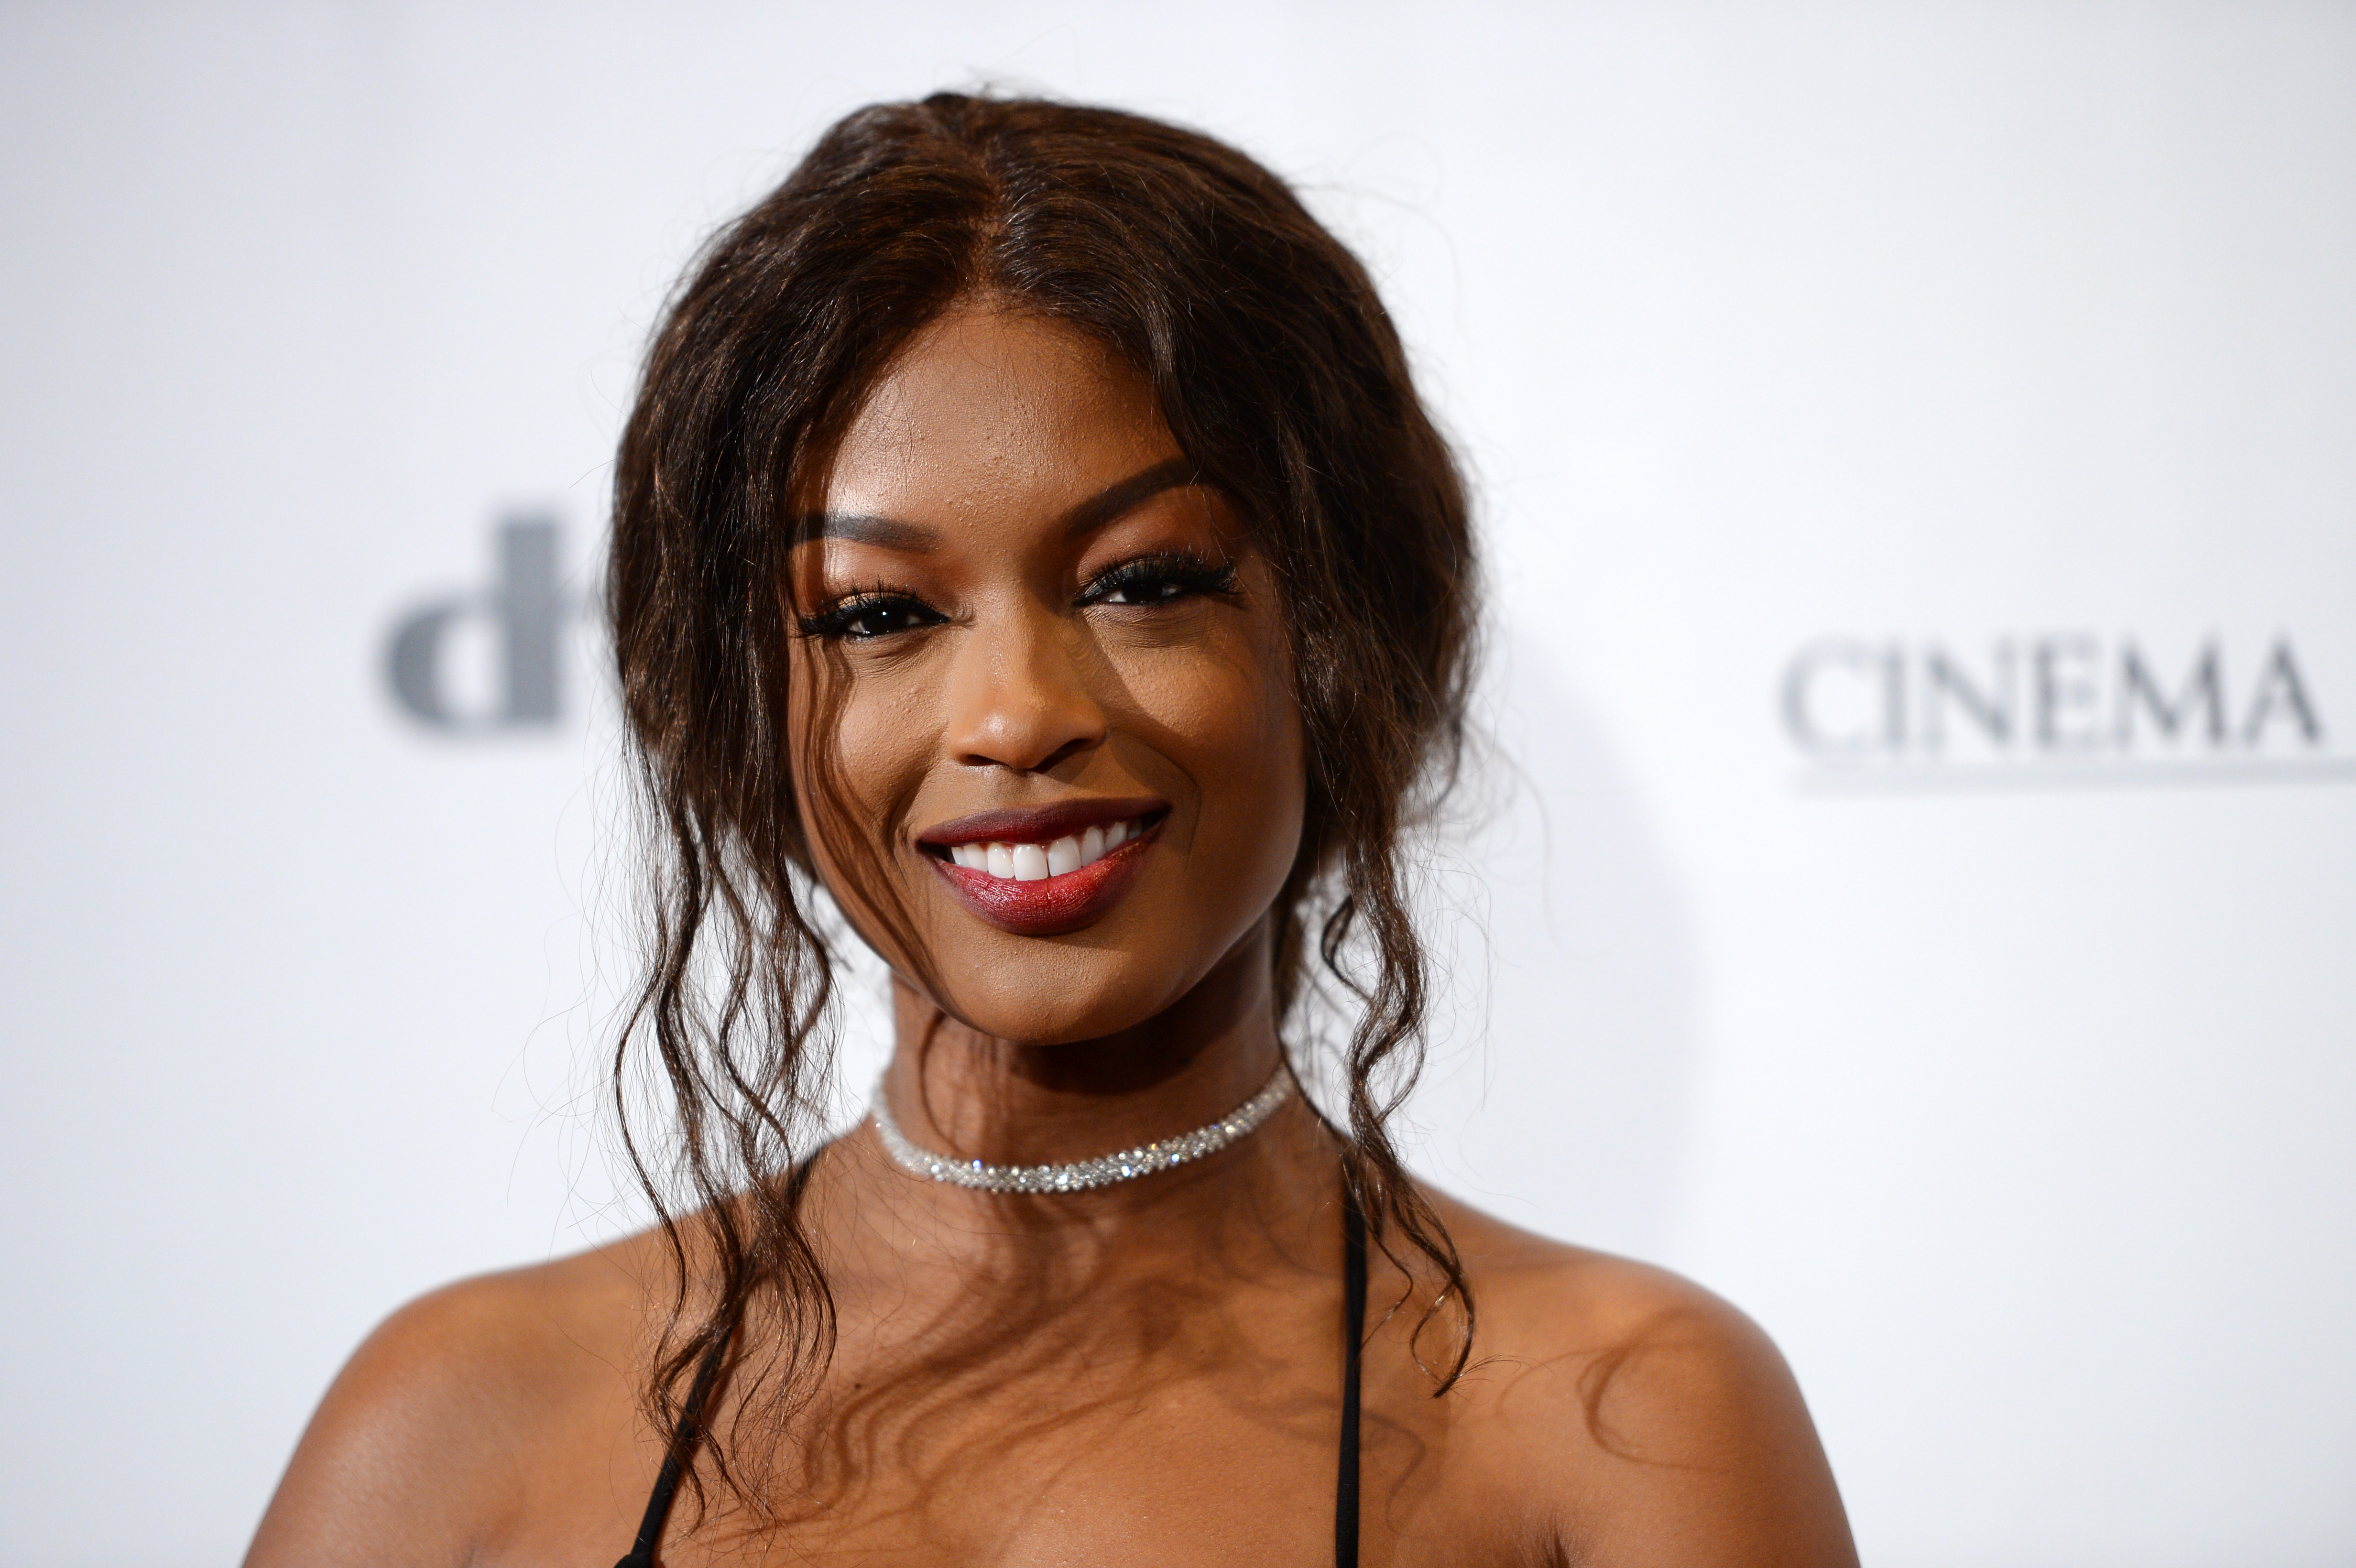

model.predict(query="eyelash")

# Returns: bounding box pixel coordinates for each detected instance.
[796,586,943,642]
[1077,550,1240,608]
[796,551,1239,642]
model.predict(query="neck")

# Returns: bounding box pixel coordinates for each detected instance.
[876,928,1289,1175]
[797,934,1353,1407]
[819,924,1341,1289]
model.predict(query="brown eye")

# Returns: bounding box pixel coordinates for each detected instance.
[799,592,944,641]
[1078,551,1239,609]
[1100,574,1189,606]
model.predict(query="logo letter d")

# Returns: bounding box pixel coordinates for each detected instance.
[387,518,565,729]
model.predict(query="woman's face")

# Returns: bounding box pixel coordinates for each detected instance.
[788,303,1307,1045]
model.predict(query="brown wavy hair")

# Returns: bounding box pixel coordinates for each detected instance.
[608,91,1478,1498]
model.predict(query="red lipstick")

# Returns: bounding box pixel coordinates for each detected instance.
[917,797,1167,937]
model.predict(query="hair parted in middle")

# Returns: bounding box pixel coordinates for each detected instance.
[608,90,1480,1495]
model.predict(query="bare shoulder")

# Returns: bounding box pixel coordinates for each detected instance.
[243,1230,666,1568]
[1419,1191,1858,1568]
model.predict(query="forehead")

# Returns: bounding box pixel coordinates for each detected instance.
[821,305,1179,525]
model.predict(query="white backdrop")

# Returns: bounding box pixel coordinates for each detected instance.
[3,4,2352,1564]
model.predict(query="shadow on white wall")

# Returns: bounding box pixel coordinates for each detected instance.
[1407,628,1700,1261]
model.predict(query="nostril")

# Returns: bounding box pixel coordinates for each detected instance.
[1028,733,1101,774]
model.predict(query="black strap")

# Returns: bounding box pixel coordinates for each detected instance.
[1336,1183,1368,1568]
[615,1150,827,1568]
[613,1328,731,1568]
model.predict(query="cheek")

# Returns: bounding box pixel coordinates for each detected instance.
[1122,619,1306,893]
[786,658,934,902]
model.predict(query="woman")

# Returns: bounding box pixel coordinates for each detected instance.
[249,94,1855,1566]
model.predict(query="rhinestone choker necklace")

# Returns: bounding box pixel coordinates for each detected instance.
[868,1065,1292,1194]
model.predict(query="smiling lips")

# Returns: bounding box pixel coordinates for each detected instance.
[920,801,1165,936]
[944,816,1145,881]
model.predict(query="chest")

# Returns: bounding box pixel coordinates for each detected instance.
[778,1331,1541,1565]
[494,1293,1545,1566]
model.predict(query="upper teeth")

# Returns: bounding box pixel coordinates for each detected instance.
[948,818,1144,881]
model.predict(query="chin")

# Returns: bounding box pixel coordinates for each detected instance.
[931,951,1189,1047]
[949,993,1173,1049]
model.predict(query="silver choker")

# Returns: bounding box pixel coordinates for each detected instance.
[868,1066,1292,1194]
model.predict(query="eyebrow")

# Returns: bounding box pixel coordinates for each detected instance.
[1058,456,1199,540]
[801,512,939,551]
[798,456,1201,551]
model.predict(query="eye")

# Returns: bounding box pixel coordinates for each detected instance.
[798,591,944,642]
[1079,551,1239,609]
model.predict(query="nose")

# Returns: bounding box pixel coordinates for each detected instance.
[942,600,1108,774]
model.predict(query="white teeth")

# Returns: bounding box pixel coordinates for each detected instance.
[949,817,1150,882]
